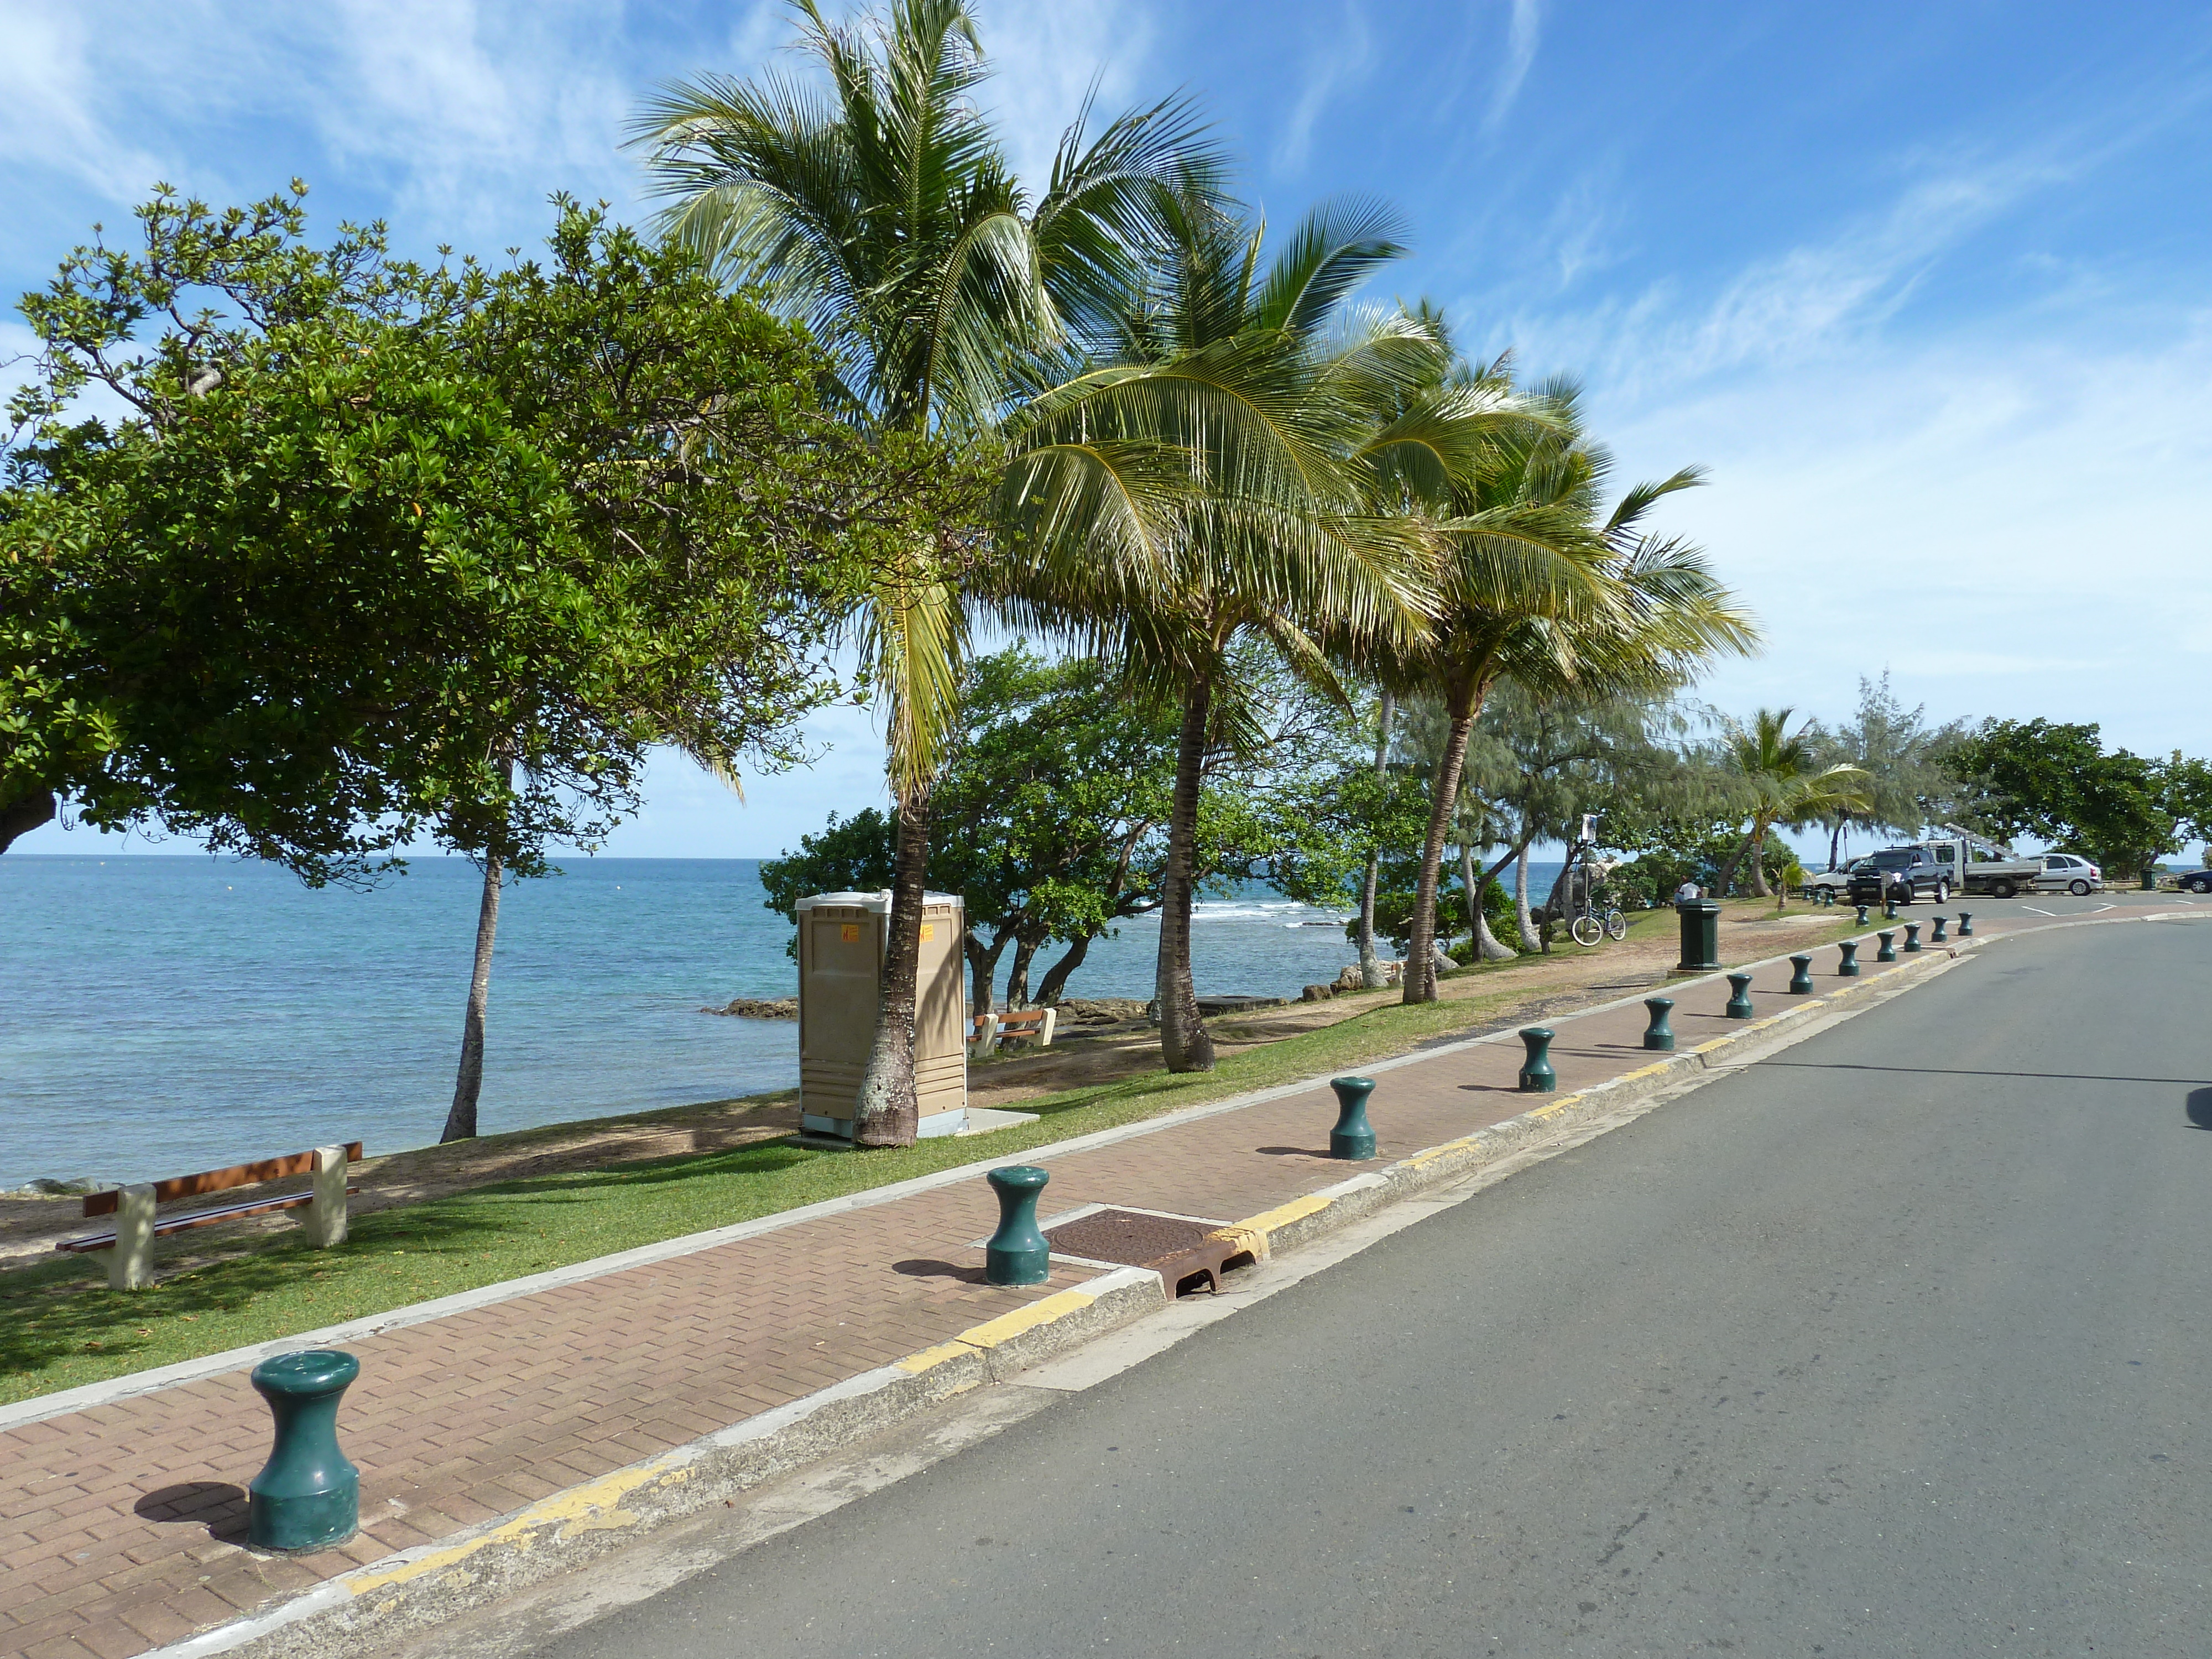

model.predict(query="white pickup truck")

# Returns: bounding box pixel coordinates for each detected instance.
[1807,831,2047,904]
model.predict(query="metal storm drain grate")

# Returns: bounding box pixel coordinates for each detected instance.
[1041,1208,1253,1298]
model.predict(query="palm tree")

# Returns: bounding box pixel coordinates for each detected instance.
[1713,709,1870,896]
[997,191,1507,1071]
[630,0,1221,1141]
[1389,378,1759,1003]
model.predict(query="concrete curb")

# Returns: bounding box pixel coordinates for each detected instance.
[150,1265,1167,1659]
[107,932,2052,1658]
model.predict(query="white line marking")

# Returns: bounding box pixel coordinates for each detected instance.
[2021,906,2057,916]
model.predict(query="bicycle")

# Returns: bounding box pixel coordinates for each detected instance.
[1567,898,1628,947]
[1557,842,1627,946]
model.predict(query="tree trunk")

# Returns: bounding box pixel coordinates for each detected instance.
[854,789,930,1146]
[441,848,504,1144]
[1004,932,1040,1008]
[0,789,58,853]
[1746,823,1772,897]
[1513,832,1548,960]
[1355,692,1394,990]
[1827,818,1845,871]
[1156,674,1215,1072]
[1714,829,1756,898]
[1032,931,1096,1008]
[1404,677,1480,1005]
[964,926,1013,1019]
[1461,843,1512,961]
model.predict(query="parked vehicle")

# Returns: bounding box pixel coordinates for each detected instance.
[2178,868,2212,895]
[1846,847,1951,906]
[1807,860,1866,904]
[2036,852,2103,896]
[1926,826,2047,899]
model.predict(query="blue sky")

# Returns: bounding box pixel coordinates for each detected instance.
[8,1,2210,860]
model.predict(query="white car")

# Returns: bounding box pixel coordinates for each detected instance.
[2036,852,2102,896]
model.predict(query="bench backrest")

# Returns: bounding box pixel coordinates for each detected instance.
[84,1142,364,1217]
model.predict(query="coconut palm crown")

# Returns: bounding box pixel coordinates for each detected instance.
[629,0,1226,1139]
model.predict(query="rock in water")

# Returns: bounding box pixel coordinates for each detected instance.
[702,997,798,1019]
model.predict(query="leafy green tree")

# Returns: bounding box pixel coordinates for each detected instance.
[4,186,933,1140]
[1945,718,2183,875]
[632,0,1220,1142]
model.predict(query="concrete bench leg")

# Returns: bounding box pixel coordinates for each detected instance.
[304,1145,349,1248]
[108,1183,156,1290]
[1035,1007,1056,1049]
[969,1012,999,1058]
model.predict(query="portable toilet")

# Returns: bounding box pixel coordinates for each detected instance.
[794,890,969,1139]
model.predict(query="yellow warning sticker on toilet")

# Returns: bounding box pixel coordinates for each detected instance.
[841,923,860,942]
[920,924,935,942]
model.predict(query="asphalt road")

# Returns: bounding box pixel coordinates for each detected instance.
[523,913,2212,1657]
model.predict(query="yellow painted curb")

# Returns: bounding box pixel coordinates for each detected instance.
[952,1287,1098,1350]
[346,1457,676,1597]
[893,1340,975,1375]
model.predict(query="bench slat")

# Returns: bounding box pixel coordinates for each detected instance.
[57,1187,361,1253]
[83,1142,363,1216]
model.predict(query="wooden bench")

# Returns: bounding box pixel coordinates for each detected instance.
[58,1142,363,1290]
[968,1006,1057,1055]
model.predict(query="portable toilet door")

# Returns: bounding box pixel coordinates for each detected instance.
[794,891,968,1139]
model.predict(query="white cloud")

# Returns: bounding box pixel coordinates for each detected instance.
[980,0,1158,200]
[1484,0,1541,134]
[1272,0,1373,174]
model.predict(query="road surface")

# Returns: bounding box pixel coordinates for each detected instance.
[434,910,2212,1657]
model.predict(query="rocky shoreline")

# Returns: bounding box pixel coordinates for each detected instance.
[700,997,798,1020]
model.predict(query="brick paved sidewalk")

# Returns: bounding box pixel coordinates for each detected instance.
[0,918,2042,1659]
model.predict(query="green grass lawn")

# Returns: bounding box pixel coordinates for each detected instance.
[1,903,1854,1407]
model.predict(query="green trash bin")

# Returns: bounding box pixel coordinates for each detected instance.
[1674,899,1721,972]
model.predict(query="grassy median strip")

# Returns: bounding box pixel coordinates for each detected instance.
[1,907,1855,1406]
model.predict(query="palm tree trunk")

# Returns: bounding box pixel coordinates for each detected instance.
[1404,678,1479,1005]
[854,788,930,1146]
[1156,673,1215,1072]
[441,848,504,1144]
[1828,818,1845,871]
[1355,692,1394,989]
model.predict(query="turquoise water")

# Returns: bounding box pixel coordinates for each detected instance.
[4,855,1569,1187]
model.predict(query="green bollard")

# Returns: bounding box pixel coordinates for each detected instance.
[1876,930,1897,962]
[1788,953,1814,994]
[1837,939,1860,977]
[1642,997,1676,1051]
[2141,866,2156,891]
[984,1166,1052,1286]
[1958,911,1974,936]
[1884,898,1898,920]
[1855,904,1870,926]
[1517,1027,1557,1092]
[1931,914,1948,943]
[1328,1076,1378,1160]
[1724,971,1755,1019]
[248,1350,360,1554]
[1902,921,1922,953]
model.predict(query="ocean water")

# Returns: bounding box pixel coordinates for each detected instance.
[0,854,1555,1187]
